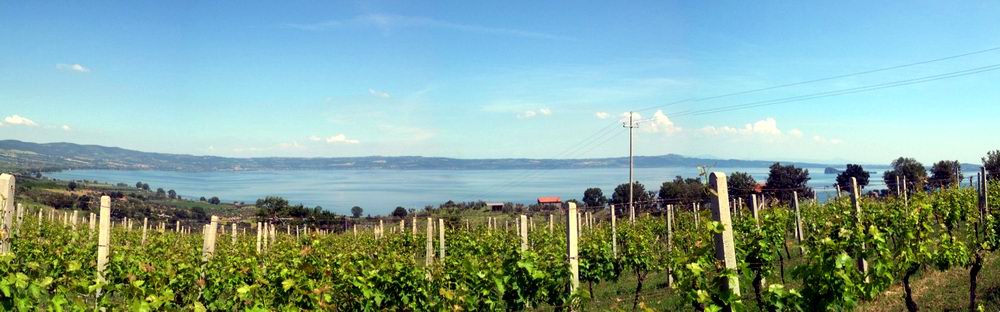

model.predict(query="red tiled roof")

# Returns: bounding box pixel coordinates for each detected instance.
[537,196,561,204]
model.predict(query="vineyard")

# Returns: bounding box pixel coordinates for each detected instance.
[1,171,999,311]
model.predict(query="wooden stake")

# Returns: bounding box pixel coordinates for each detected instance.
[519,215,528,251]
[256,222,262,254]
[438,219,446,261]
[141,217,148,245]
[97,196,112,292]
[425,217,434,265]
[850,177,869,281]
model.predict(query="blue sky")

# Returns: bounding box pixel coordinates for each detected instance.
[2,1,999,164]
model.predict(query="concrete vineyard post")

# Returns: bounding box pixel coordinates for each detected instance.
[693,203,699,226]
[89,213,96,236]
[0,173,14,255]
[202,216,219,261]
[256,222,262,254]
[412,216,417,235]
[903,176,909,206]
[611,204,618,257]
[231,223,237,240]
[176,220,180,233]
[895,176,901,196]
[709,172,741,306]
[425,217,434,265]
[438,219,446,261]
[400,219,405,233]
[141,217,148,245]
[97,196,112,292]
[981,167,990,217]
[793,191,804,255]
[836,184,841,199]
[15,203,23,235]
[548,214,554,234]
[751,194,760,228]
[566,202,580,294]
[666,204,674,287]
[72,210,78,229]
[519,215,528,251]
[850,177,869,281]
[353,224,357,237]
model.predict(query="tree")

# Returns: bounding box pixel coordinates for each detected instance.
[141,183,150,191]
[836,164,870,191]
[208,196,221,205]
[929,160,963,189]
[728,172,758,201]
[167,189,177,199]
[155,188,167,199]
[764,162,813,202]
[984,150,1000,181]
[392,206,408,218]
[351,206,363,218]
[136,181,143,189]
[67,181,78,191]
[256,196,290,219]
[199,196,207,202]
[658,176,708,206]
[611,181,653,212]
[582,187,608,208]
[883,157,927,194]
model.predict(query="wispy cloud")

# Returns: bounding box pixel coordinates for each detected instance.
[316,134,360,144]
[517,108,552,119]
[594,112,610,119]
[2,115,38,127]
[56,63,90,73]
[286,13,565,40]
[620,111,681,134]
[61,125,71,131]
[368,88,391,98]
[700,117,782,137]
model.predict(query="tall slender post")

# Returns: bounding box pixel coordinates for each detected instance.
[15,203,23,235]
[850,177,869,281]
[256,222,262,254]
[0,173,14,255]
[903,176,909,206]
[232,223,237,241]
[202,216,219,261]
[438,219,446,261]
[895,175,901,196]
[666,204,674,287]
[693,202,700,227]
[141,217,148,245]
[425,217,434,266]
[793,191,803,254]
[548,214,554,234]
[519,215,528,251]
[709,172,740,309]
[566,202,579,294]
[611,204,618,257]
[982,167,990,216]
[625,112,636,224]
[97,196,112,292]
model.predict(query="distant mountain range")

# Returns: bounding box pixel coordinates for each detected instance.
[0,139,955,172]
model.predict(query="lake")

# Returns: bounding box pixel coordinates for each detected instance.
[49,167,871,215]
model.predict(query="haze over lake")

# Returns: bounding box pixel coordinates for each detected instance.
[48,167,856,215]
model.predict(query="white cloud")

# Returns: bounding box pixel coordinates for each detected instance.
[56,63,90,73]
[308,135,322,142]
[61,125,71,131]
[323,134,360,144]
[516,108,552,119]
[700,117,782,137]
[278,141,303,149]
[3,115,38,126]
[647,110,681,134]
[789,128,803,138]
[594,112,610,119]
[369,88,391,98]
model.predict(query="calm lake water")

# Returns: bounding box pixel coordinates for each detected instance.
[49,167,852,215]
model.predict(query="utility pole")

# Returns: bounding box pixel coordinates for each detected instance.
[624,111,638,223]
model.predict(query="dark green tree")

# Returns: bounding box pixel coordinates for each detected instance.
[136,181,143,189]
[883,157,927,194]
[208,196,221,205]
[611,181,653,212]
[392,206,408,218]
[582,187,608,208]
[984,150,1000,181]
[836,164,870,191]
[199,196,207,202]
[167,189,177,199]
[256,196,290,219]
[155,188,166,198]
[67,181,78,191]
[929,160,963,189]
[727,171,758,201]
[658,176,708,206]
[351,206,364,218]
[764,162,813,202]
[141,183,150,191]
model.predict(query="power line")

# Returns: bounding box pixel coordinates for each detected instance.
[633,45,1000,113]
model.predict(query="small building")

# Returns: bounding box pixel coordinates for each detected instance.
[487,202,505,211]
[537,196,562,210]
